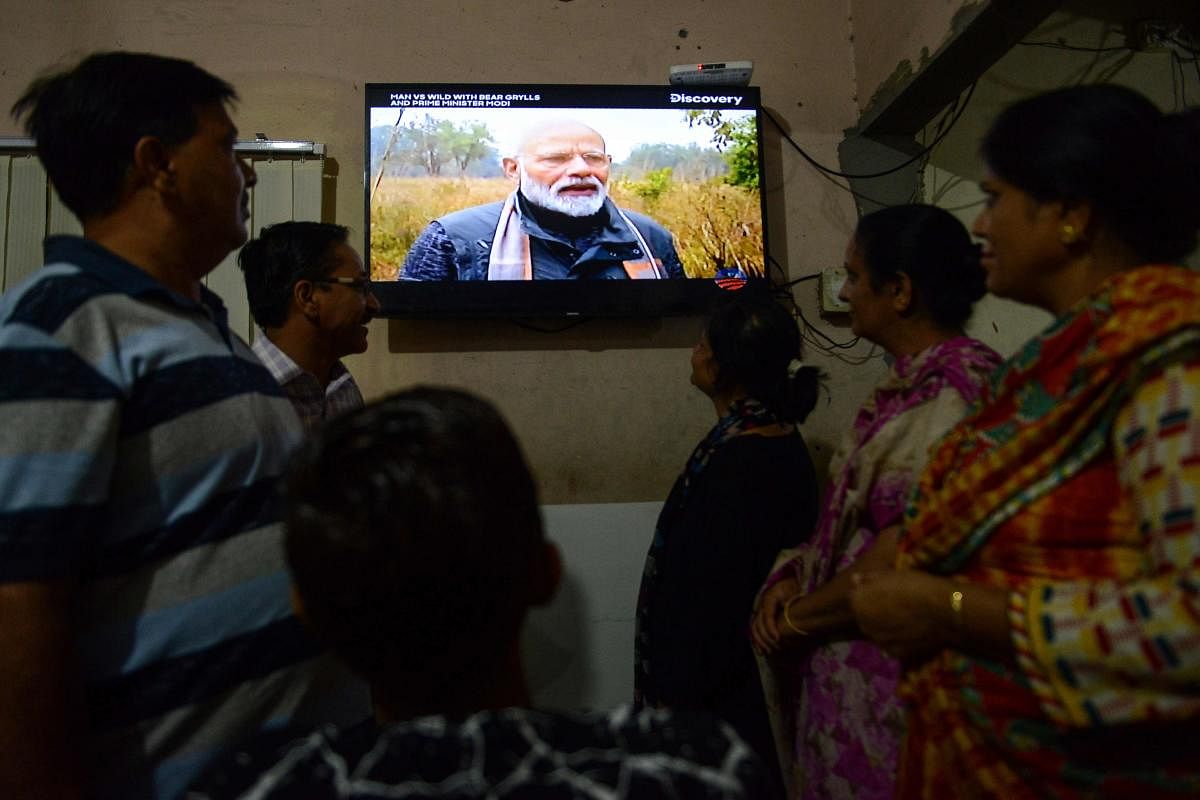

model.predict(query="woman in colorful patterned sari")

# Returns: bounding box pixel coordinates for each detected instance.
[750,204,1002,799]
[635,294,821,798]
[850,86,1200,798]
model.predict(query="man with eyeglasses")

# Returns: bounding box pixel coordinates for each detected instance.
[400,118,684,280]
[239,221,380,431]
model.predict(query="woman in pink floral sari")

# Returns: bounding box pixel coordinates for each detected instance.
[750,204,1001,799]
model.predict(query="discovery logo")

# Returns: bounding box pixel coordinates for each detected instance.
[669,92,746,106]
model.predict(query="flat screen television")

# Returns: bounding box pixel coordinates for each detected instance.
[364,83,768,318]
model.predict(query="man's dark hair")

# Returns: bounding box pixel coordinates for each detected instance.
[705,293,820,423]
[11,51,237,222]
[854,204,987,330]
[982,84,1200,264]
[283,387,545,690]
[238,221,351,327]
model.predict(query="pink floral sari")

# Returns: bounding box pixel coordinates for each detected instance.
[759,336,1000,799]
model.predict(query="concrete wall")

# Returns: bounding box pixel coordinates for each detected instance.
[0,0,874,711]
[850,0,981,113]
[6,0,875,505]
[924,6,1200,357]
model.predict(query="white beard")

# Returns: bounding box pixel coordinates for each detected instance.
[519,162,608,217]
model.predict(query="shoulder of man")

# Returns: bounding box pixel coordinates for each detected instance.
[0,262,118,336]
[435,199,506,232]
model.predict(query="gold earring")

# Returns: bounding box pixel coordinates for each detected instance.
[1060,224,1079,245]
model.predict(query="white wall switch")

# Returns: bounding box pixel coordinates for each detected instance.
[819,267,850,313]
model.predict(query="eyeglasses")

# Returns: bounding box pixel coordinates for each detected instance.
[528,152,611,168]
[313,277,373,295]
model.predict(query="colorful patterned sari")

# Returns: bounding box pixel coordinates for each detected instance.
[896,265,1200,798]
[759,337,1001,799]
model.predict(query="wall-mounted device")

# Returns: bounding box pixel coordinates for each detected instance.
[669,61,754,86]
[819,267,850,313]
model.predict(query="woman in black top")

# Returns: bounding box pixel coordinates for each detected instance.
[634,294,820,795]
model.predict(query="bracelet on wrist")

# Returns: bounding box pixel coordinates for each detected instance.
[950,587,964,629]
[783,595,808,636]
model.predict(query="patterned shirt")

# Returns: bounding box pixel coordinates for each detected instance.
[251,330,364,432]
[1011,357,1200,727]
[189,706,768,799]
[0,236,368,799]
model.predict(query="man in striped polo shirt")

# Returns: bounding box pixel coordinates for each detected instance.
[0,52,366,799]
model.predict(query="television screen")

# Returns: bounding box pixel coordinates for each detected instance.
[364,83,768,317]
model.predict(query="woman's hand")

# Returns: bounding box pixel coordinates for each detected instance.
[848,570,953,662]
[851,570,1016,664]
[750,576,804,655]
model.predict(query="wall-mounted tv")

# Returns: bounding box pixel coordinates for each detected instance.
[365,83,768,318]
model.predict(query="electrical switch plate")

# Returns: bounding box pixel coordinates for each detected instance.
[819,267,850,313]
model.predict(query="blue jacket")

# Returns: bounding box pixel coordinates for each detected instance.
[400,195,684,280]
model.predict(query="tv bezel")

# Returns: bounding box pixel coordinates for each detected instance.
[364,82,769,319]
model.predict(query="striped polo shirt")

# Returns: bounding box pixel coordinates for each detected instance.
[0,236,367,799]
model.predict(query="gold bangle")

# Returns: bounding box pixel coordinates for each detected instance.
[783,595,808,636]
[950,589,964,627]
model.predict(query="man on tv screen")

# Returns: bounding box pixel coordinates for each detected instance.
[400,118,685,281]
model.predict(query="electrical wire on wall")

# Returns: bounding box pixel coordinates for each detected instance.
[760,85,973,365]
[761,82,977,182]
[768,258,881,366]
[764,19,1197,362]
[1018,23,1200,104]
[910,87,974,203]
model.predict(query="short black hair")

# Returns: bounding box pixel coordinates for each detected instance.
[854,204,987,330]
[11,51,237,222]
[283,387,545,687]
[705,293,819,423]
[238,222,351,327]
[982,84,1200,264]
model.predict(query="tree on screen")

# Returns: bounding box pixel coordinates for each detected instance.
[684,111,759,190]
[393,115,496,177]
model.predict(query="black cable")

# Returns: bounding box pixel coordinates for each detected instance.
[766,254,790,285]
[1168,35,1200,56]
[767,259,868,359]
[1017,40,1128,53]
[1093,50,1138,84]
[911,88,965,202]
[1175,51,1188,109]
[776,273,820,289]
[762,82,976,181]
[767,255,821,290]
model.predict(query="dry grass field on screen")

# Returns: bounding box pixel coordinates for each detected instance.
[369,176,763,280]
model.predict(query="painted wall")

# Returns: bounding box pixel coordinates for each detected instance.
[850,0,981,113]
[0,0,876,711]
[1,0,876,505]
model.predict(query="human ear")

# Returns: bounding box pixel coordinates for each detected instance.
[501,157,521,182]
[293,280,321,321]
[891,272,914,314]
[132,136,173,193]
[1059,200,1094,245]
